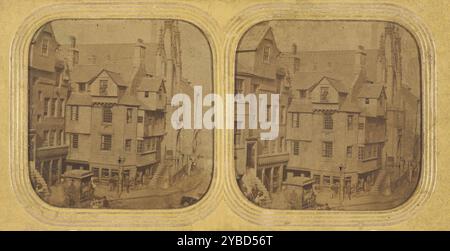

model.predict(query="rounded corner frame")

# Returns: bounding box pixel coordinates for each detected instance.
[9,1,224,228]
[222,2,437,228]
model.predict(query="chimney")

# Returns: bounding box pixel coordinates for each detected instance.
[133,38,146,69]
[292,43,298,54]
[354,45,367,74]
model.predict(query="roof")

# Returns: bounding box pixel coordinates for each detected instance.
[71,65,103,83]
[288,100,313,113]
[62,170,93,179]
[238,24,271,51]
[340,100,361,113]
[356,83,384,98]
[118,94,141,106]
[66,93,92,106]
[104,70,128,87]
[284,176,315,187]
[137,76,165,92]
[308,76,349,93]
[62,42,158,81]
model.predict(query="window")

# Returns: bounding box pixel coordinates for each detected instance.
[101,135,112,151]
[281,106,286,124]
[126,108,133,123]
[102,107,112,123]
[323,113,333,129]
[358,122,364,130]
[49,130,55,146]
[365,98,370,104]
[79,83,86,92]
[50,98,56,116]
[60,130,64,145]
[292,113,300,128]
[279,137,284,152]
[61,99,65,117]
[56,130,61,145]
[101,168,109,178]
[72,134,79,149]
[293,141,300,156]
[99,80,108,96]
[56,99,62,117]
[313,175,320,184]
[137,140,144,153]
[263,46,271,63]
[44,98,50,117]
[41,38,49,56]
[347,146,353,158]
[323,176,331,186]
[234,131,241,145]
[92,168,99,177]
[70,106,79,121]
[358,146,364,160]
[124,139,132,152]
[145,91,149,98]
[320,87,329,102]
[300,90,307,98]
[138,116,143,123]
[43,130,49,147]
[322,141,333,158]
[347,115,354,130]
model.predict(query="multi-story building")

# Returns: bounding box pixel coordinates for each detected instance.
[28,23,70,188]
[234,24,291,201]
[64,21,199,187]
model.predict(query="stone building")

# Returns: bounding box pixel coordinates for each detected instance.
[28,23,70,189]
[234,24,291,203]
[63,21,199,187]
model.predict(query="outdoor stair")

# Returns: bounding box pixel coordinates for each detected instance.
[241,171,272,207]
[370,169,389,195]
[29,161,50,198]
[148,163,167,187]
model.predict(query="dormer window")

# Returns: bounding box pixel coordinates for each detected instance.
[300,90,307,98]
[99,80,108,96]
[263,46,271,63]
[79,83,86,92]
[320,87,329,102]
[41,38,49,56]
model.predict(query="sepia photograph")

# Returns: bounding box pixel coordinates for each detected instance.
[27,19,214,209]
[234,21,421,211]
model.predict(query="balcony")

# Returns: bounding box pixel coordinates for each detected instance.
[137,151,159,166]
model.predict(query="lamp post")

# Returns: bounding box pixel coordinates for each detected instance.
[338,164,345,205]
[117,156,125,196]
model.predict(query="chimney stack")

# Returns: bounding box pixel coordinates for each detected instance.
[133,38,146,69]
[354,45,367,74]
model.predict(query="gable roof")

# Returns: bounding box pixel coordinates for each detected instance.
[137,76,165,92]
[82,69,129,87]
[238,24,272,51]
[309,76,349,94]
[66,93,92,106]
[356,83,385,99]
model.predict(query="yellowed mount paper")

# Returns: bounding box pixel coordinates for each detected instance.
[2,0,445,229]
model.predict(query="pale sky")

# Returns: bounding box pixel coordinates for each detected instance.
[51,20,213,91]
[268,21,421,96]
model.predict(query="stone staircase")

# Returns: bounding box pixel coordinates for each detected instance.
[370,169,391,196]
[148,163,168,188]
[29,161,50,198]
[241,171,272,207]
